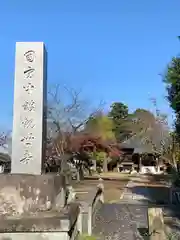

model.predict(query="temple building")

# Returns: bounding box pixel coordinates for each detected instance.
[118,127,169,174]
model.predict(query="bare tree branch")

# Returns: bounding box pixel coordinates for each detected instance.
[0,131,11,148]
[47,84,104,134]
[46,84,105,164]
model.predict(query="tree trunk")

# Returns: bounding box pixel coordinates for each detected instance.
[79,165,84,180]
[172,152,177,169]
[77,162,84,181]
[77,170,80,182]
[88,168,92,176]
[137,154,142,173]
[103,158,108,172]
[172,133,177,170]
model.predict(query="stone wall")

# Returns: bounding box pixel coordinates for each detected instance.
[0,174,66,216]
[0,174,79,240]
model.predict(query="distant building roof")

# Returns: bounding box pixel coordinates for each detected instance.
[120,125,170,154]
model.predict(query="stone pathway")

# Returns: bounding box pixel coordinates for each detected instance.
[92,174,180,239]
[93,177,150,239]
[93,203,148,240]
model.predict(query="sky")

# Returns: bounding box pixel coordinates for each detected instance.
[0,0,180,130]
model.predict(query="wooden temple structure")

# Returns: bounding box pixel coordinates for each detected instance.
[118,130,167,174]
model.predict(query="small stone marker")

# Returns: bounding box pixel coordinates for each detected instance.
[148,207,166,240]
[11,42,46,175]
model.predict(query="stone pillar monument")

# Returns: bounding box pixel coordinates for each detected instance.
[11,42,46,175]
[0,43,80,240]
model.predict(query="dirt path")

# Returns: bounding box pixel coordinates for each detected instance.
[72,176,129,203]
[72,173,171,204]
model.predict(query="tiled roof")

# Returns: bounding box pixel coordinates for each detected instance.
[120,124,170,154]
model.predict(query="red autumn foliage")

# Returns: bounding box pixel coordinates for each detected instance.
[47,132,123,159]
[70,133,123,157]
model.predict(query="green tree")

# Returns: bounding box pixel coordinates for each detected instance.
[86,113,115,141]
[109,102,128,120]
[92,151,108,172]
[85,113,115,172]
[164,57,180,139]
[108,102,129,141]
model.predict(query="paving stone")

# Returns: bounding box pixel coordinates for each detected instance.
[93,203,148,240]
[93,176,173,239]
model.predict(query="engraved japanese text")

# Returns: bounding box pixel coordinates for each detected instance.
[21,117,35,129]
[24,50,35,63]
[22,100,35,112]
[24,66,35,79]
[23,82,35,94]
[20,133,35,147]
[20,150,33,164]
